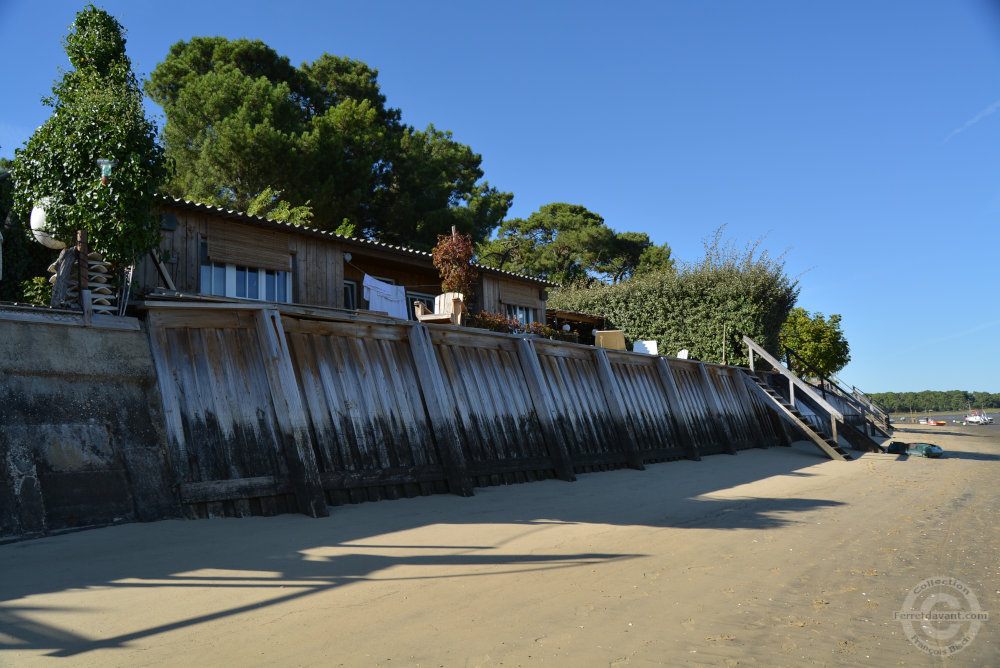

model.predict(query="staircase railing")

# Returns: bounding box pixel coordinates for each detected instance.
[744,335,844,445]
[782,346,891,436]
[827,370,891,432]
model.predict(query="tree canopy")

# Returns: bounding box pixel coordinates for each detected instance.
[548,229,798,362]
[1,160,58,303]
[475,202,674,285]
[870,390,1000,414]
[779,307,851,378]
[10,4,167,271]
[147,38,511,249]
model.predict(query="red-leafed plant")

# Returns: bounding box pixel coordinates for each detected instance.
[432,230,478,295]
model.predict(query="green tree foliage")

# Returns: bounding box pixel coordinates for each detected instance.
[870,390,1000,413]
[476,203,674,285]
[147,38,511,249]
[246,187,314,227]
[779,307,851,377]
[10,5,167,271]
[547,229,798,363]
[1,163,59,302]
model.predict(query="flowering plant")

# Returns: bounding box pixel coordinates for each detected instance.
[431,231,478,295]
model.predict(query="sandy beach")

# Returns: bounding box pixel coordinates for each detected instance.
[1,425,997,667]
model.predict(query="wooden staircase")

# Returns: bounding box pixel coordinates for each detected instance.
[742,371,852,461]
[783,347,892,439]
[741,335,888,460]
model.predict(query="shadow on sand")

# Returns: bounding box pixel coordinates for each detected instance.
[0,442,844,658]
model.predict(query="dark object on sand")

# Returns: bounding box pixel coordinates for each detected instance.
[882,441,944,458]
[911,443,943,458]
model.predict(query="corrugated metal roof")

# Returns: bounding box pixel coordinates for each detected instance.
[159,195,560,287]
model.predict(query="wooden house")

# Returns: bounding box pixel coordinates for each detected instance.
[135,197,555,321]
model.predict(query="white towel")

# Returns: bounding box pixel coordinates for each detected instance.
[362,274,408,319]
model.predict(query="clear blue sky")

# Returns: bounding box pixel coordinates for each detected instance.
[2,0,998,393]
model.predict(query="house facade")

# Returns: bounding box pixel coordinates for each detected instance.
[135,197,554,321]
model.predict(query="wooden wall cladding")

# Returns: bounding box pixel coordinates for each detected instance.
[145,305,792,519]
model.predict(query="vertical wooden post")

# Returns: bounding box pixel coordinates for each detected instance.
[76,230,89,292]
[407,323,474,496]
[77,230,92,324]
[654,357,700,461]
[253,309,329,517]
[593,348,644,470]
[49,248,77,307]
[698,362,738,454]
[515,338,576,481]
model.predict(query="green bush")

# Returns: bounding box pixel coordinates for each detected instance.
[548,229,798,363]
[20,276,53,305]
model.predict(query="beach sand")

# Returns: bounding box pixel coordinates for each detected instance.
[1,425,998,666]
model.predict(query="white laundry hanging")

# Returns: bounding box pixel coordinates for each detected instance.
[362,274,408,319]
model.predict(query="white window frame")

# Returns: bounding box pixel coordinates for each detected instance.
[504,303,536,325]
[200,261,292,303]
[343,279,359,310]
[406,291,436,320]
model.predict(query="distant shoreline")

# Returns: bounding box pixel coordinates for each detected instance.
[891,410,996,421]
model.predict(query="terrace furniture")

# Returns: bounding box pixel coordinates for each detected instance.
[414,292,465,326]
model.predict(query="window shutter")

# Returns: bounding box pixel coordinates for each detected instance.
[207,221,291,270]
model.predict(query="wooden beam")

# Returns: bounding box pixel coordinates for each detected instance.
[179,476,293,504]
[698,362,738,455]
[654,357,700,461]
[593,348,644,470]
[150,249,176,291]
[49,248,77,308]
[253,308,329,517]
[515,337,576,481]
[407,323,474,496]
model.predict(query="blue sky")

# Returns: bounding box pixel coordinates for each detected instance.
[1,0,998,393]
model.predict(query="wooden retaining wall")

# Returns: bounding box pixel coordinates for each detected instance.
[145,302,789,518]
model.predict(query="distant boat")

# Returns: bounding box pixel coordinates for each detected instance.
[919,417,945,426]
[964,410,993,425]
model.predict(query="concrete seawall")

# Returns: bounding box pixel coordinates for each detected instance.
[0,310,177,539]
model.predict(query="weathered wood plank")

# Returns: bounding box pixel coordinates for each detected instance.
[281,317,409,341]
[466,457,554,478]
[179,476,293,504]
[532,339,596,360]
[429,327,519,351]
[319,465,445,490]
[699,362,738,454]
[253,309,329,517]
[593,348,644,469]
[407,324,473,496]
[148,308,254,330]
[515,338,576,481]
[654,357,700,460]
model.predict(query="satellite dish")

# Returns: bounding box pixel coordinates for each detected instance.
[677,349,689,359]
[29,199,67,249]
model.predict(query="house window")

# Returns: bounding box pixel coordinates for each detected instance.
[407,291,436,320]
[199,240,292,302]
[343,279,358,310]
[504,304,536,325]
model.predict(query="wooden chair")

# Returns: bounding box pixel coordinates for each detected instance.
[414,292,464,325]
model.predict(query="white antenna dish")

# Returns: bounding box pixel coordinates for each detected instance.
[29,199,67,249]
